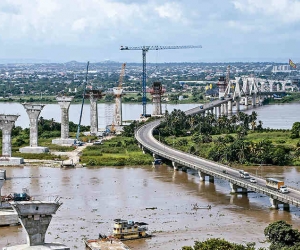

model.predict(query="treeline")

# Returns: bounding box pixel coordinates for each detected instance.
[157,109,300,166]
[182,220,300,250]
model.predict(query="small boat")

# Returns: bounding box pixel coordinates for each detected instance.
[84,219,151,249]
[112,219,151,241]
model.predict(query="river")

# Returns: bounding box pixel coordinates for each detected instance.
[0,102,300,249]
[0,102,299,129]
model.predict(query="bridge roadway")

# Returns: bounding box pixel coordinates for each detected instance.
[135,101,300,210]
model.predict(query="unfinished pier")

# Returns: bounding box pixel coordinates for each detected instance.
[0,114,24,165]
[52,96,75,145]
[19,104,49,154]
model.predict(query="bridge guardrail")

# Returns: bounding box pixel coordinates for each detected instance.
[136,121,300,207]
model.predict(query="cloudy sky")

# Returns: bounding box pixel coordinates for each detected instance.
[0,0,299,63]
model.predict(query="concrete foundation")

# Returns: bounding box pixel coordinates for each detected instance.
[19,147,49,154]
[7,201,69,249]
[51,138,75,146]
[0,157,24,165]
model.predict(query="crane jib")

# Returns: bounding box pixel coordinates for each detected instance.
[120,44,202,116]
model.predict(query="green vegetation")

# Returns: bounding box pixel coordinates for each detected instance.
[80,136,153,166]
[157,110,300,166]
[0,118,90,160]
[182,221,300,250]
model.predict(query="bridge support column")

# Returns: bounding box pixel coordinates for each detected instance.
[245,97,248,106]
[224,103,228,116]
[269,198,279,209]
[198,170,205,181]
[172,161,179,171]
[269,198,290,210]
[236,99,240,111]
[230,183,247,193]
[142,146,146,154]
[252,94,256,107]
[208,175,214,183]
[228,100,232,113]
[217,105,221,117]
[230,183,238,193]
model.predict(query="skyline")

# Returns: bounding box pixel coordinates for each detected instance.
[0,0,299,63]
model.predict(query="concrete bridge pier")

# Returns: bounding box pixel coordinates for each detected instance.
[224,103,228,116]
[235,98,241,111]
[198,170,214,182]
[230,183,247,193]
[217,105,221,116]
[52,96,75,145]
[269,198,290,210]
[228,100,232,113]
[8,201,69,249]
[245,97,248,106]
[252,94,257,107]
[19,104,49,154]
[0,114,24,165]
[172,161,180,171]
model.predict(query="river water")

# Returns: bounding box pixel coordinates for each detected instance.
[0,102,299,129]
[0,102,300,249]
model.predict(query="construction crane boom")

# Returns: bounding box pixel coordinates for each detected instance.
[120,45,202,116]
[75,61,89,144]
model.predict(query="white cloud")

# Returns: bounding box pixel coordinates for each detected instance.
[232,0,300,23]
[155,2,183,21]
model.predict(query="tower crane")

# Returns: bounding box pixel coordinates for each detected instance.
[120,45,202,116]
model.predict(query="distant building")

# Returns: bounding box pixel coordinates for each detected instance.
[272,65,291,73]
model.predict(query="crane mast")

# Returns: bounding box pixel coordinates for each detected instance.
[75,61,89,143]
[120,45,202,116]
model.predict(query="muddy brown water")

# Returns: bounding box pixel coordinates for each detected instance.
[1,165,300,250]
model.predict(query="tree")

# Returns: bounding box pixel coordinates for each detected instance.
[181,238,258,250]
[264,220,300,250]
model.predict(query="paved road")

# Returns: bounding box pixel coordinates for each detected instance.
[135,103,300,208]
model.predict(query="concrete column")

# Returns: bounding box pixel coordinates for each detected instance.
[208,175,214,183]
[230,183,238,193]
[90,95,99,134]
[252,94,256,107]
[269,198,279,209]
[172,161,179,171]
[10,201,69,249]
[217,105,221,117]
[245,97,248,106]
[23,103,45,147]
[224,103,228,116]
[228,100,232,113]
[20,104,49,154]
[57,96,74,139]
[236,98,240,111]
[0,115,19,157]
[198,170,205,181]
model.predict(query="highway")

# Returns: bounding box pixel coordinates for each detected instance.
[135,101,300,209]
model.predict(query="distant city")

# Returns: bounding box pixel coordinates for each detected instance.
[0,61,299,98]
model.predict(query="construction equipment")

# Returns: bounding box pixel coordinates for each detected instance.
[113,63,126,127]
[75,61,89,145]
[120,45,202,116]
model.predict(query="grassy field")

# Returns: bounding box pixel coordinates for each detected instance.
[80,136,153,166]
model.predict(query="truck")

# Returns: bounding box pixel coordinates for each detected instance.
[266,178,288,193]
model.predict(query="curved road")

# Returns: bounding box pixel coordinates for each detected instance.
[135,102,300,208]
